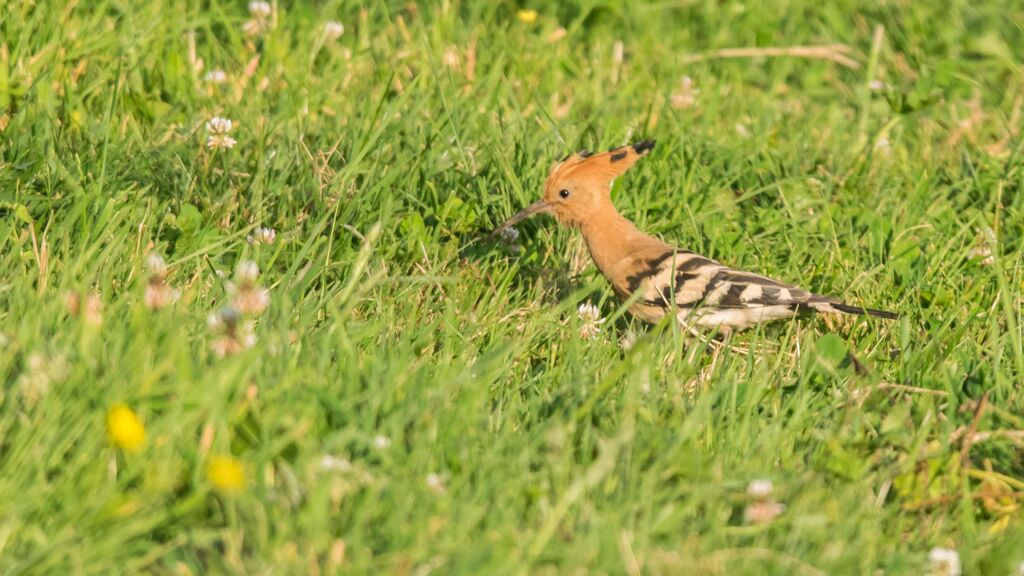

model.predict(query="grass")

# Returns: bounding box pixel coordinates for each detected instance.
[2,0,1024,573]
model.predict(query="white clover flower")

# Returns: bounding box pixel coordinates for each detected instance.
[207,311,225,332]
[236,260,259,283]
[743,500,785,524]
[244,1,275,36]
[17,352,69,405]
[248,1,272,18]
[577,302,606,340]
[443,47,461,69]
[318,455,353,472]
[204,69,228,84]
[207,116,232,134]
[143,254,178,309]
[618,330,638,351]
[323,21,344,41]
[426,473,447,494]
[208,306,256,357]
[743,478,784,524]
[967,245,993,266]
[373,435,391,450]
[927,548,961,576]
[227,261,270,314]
[232,284,270,315]
[206,116,237,150]
[671,75,700,110]
[869,79,888,91]
[498,226,520,243]
[145,253,168,275]
[247,227,277,245]
[243,20,262,36]
[747,479,774,499]
[874,136,891,154]
[968,227,996,266]
[210,306,242,332]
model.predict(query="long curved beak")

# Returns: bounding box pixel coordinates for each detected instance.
[491,199,550,237]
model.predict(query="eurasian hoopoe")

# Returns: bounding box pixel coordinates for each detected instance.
[493,140,896,333]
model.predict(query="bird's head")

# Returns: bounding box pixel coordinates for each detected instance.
[493,140,655,234]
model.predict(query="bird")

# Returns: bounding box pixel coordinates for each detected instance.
[492,140,896,334]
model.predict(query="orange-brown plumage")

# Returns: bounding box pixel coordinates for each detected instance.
[494,141,896,331]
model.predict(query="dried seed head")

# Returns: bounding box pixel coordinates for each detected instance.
[743,500,785,524]
[83,293,104,326]
[144,279,178,310]
[64,291,81,316]
[547,27,568,43]
[232,285,271,315]
[210,332,255,357]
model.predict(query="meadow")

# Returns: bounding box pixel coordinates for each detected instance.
[1,0,1023,574]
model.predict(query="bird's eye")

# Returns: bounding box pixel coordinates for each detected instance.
[559,189,571,199]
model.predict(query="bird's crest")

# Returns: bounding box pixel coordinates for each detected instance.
[547,140,656,187]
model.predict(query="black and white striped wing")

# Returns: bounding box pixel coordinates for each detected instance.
[626,251,832,328]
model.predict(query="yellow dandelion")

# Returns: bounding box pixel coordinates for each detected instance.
[106,404,146,452]
[517,9,538,24]
[207,455,246,494]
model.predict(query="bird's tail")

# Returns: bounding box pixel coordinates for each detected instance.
[830,302,898,320]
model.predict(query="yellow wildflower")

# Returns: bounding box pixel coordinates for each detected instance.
[207,455,246,494]
[517,9,538,24]
[106,404,146,452]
